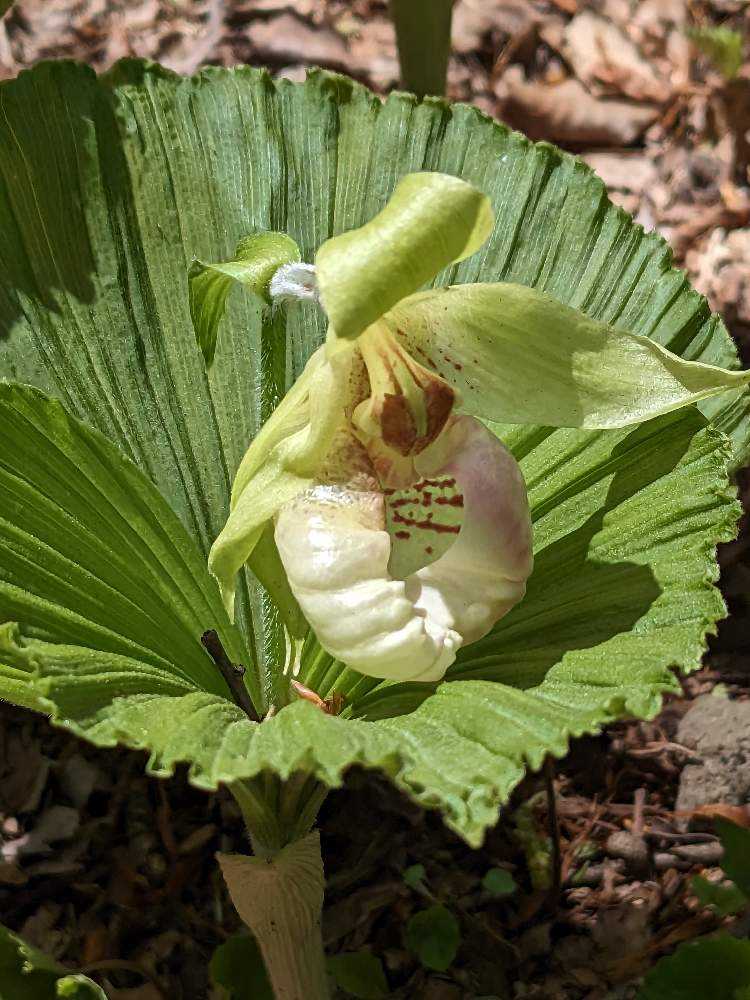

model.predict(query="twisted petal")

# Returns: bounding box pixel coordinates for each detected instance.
[209,347,349,619]
[386,283,750,429]
[316,172,493,342]
[274,416,532,682]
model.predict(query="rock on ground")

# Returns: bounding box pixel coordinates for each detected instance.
[676,693,750,814]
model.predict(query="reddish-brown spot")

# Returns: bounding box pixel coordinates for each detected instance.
[393,511,460,534]
[394,530,411,540]
[413,344,438,369]
[435,494,464,507]
[421,492,433,507]
[425,546,434,555]
[419,477,456,490]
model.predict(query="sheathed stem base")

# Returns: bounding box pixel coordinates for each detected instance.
[218,830,329,1000]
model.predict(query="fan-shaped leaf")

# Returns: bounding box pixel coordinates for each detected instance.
[0,61,745,842]
[0,383,246,710]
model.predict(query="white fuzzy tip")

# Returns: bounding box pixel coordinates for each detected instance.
[269,263,319,305]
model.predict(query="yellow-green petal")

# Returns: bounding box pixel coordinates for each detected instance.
[316,172,493,342]
[211,349,349,619]
[387,283,750,429]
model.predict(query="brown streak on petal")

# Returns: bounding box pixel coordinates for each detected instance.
[415,378,456,453]
[380,393,418,456]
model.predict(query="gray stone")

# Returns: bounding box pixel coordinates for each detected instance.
[605,831,650,877]
[675,694,750,815]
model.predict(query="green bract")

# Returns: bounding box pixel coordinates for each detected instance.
[0,61,746,845]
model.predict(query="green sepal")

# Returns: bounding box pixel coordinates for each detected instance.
[387,282,750,429]
[189,231,300,366]
[316,172,493,341]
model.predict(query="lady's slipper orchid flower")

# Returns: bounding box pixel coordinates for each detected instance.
[199,173,750,685]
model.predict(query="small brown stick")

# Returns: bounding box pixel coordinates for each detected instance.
[632,787,646,836]
[544,756,562,908]
[201,629,260,722]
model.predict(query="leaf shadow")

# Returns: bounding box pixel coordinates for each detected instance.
[0,64,101,343]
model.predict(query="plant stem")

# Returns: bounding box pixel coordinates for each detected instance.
[201,629,260,722]
[389,0,454,98]
[544,755,562,907]
[218,831,330,1000]
[231,777,284,854]
[230,773,328,855]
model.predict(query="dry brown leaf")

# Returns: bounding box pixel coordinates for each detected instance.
[452,0,535,55]
[687,226,750,337]
[347,16,398,89]
[495,67,659,147]
[581,150,657,195]
[0,731,50,814]
[562,10,671,103]
[0,860,27,885]
[631,0,688,35]
[247,12,349,69]
[688,803,750,828]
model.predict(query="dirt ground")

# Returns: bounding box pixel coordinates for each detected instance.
[0,1,749,998]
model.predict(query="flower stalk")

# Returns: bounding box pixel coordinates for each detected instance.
[389,0,454,98]
[218,830,329,1000]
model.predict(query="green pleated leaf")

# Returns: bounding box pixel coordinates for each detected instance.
[0,924,106,1000]
[0,384,248,710]
[0,610,699,845]
[0,61,746,843]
